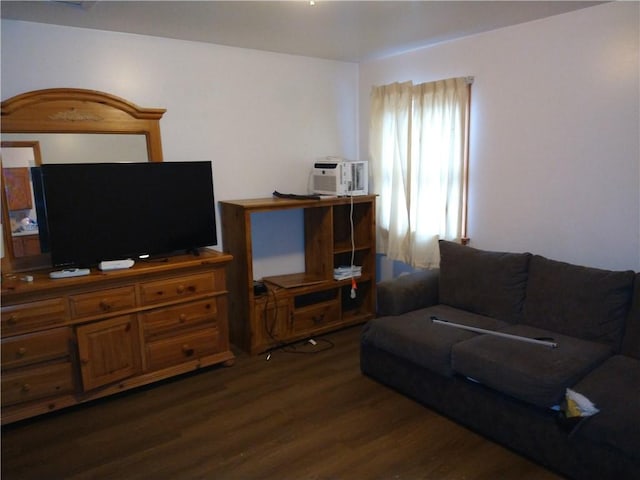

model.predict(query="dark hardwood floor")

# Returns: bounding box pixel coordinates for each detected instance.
[2,325,562,479]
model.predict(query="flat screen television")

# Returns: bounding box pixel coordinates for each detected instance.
[33,161,218,268]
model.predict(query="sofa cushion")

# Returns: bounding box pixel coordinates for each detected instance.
[571,355,640,461]
[452,324,612,408]
[438,240,530,324]
[362,304,508,377]
[523,255,636,348]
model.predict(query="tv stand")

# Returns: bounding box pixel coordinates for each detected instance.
[220,195,376,354]
[0,249,234,424]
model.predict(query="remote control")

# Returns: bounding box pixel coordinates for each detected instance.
[99,259,135,271]
[49,268,91,279]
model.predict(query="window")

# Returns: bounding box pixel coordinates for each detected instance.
[369,77,472,268]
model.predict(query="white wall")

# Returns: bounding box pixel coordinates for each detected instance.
[1,20,358,275]
[1,20,359,199]
[360,2,640,271]
[3,3,639,274]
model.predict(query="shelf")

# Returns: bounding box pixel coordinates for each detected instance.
[262,272,327,289]
[333,243,372,254]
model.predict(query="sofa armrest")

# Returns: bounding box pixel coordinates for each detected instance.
[377,269,440,316]
[621,273,640,358]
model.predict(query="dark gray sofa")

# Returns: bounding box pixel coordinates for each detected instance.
[361,240,640,479]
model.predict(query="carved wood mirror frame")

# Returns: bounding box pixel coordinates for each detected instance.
[1,88,166,273]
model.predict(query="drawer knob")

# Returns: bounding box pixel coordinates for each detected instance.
[312,314,325,324]
[176,285,186,294]
[17,347,27,357]
[7,315,19,325]
[22,383,31,392]
[182,344,195,356]
[99,300,112,311]
[179,314,187,323]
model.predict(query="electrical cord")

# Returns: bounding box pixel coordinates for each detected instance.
[349,193,357,299]
[263,286,287,347]
[266,334,335,358]
[279,336,335,355]
[350,193,355,267]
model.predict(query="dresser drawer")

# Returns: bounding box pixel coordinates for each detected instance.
[141,298,218,340]
[1,298,68,336]
[291,301,341,334]
[1,327,71,370]
[69,285,137,318]
[1,362,74,407]
[145,327,220,371]
[140,272,216,305]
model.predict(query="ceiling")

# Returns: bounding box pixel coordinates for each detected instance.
[1,1,605,63]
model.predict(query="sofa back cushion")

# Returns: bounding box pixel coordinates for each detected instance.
[438,240,531,323]
[523,255,635,348]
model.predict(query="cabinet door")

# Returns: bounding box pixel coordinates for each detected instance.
[12,235,41,258]
[4,167,33,210]
[11,237,25,257]
[21,235,41,256]
[76,315,139,391]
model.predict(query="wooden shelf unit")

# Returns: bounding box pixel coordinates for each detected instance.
[0,249,234,424]
[220,195,376,354]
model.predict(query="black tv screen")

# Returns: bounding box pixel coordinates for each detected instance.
[34,161,217,268]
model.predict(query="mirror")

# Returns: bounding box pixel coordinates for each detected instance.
[1,142,42,265]
[0,88,166,272]
[1,133,148,164]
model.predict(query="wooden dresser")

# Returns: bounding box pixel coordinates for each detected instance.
[1,249,234,424]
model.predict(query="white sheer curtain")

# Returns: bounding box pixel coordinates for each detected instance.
[370,77,471,268]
